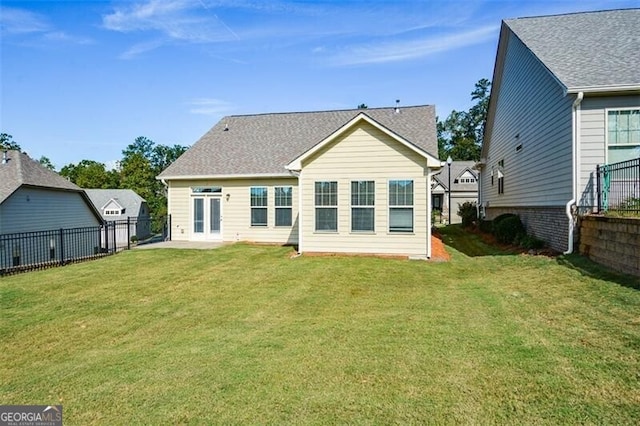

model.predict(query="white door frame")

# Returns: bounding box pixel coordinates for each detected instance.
[191,194,223,241]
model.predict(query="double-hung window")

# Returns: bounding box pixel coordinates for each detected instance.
[351,181,375,232]
[275,186,293,227]
[608,109,640,163]
[250,187,268,226]
[388,180,413,233]
[315,181,337,231]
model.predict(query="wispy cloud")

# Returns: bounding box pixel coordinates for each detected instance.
[324,25,500,66]
[187,98,235,116]
[103,0,240,48]
[119,39,167,59]
[0,6,50,34]
[0,6,94,45]
[43,31,94,45]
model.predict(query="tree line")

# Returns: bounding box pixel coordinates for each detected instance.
[1,133,187,232]
[437,78,490,161]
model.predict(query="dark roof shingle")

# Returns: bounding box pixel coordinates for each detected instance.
[159,105,437,178]
[0,150,82,204]
[505,9,640,90]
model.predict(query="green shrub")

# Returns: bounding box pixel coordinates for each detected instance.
[494,215,525,244]
[493,213,517,226]
[457,201,478,228]
[478,220,493,234]
[517,234,545,250]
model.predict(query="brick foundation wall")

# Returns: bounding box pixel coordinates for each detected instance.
[579,216,640,277]
[485,206,570,252]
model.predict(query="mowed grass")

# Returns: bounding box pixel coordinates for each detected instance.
[1,227,640,424]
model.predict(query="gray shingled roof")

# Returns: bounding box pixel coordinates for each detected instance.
[159,105,437,178]
[84,189,147,220]
[505,9,640,91]
[0,150,82,204]
[433,161,478,192]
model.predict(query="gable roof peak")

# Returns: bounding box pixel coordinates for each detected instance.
[503,8,640,92]
[0,150,82,204]
[159,104,438,179]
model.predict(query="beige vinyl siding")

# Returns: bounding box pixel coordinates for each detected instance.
[483,31,573,207]
[579,95,640,209]
[299,122,429,257]
[167,178,298,244]
[0,187,101,234]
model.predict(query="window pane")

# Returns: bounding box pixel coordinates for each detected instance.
[315,181,337,206]
[193,198,204,233]
[389,207,413,232]
[351,181,375,206]
[352,207,374,232]
[315,208,337,231]
[389,180,413,206]
[276,208,292,227]
[250,187,268,206]
[275,186,292,207]
[609,110,640,146]
[251,208,267,226]
[210,198,220,232]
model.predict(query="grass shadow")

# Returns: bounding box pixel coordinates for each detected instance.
[556,254,640,290]
[436,224,515,257]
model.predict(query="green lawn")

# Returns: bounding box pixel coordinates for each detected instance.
[1,227,639,424]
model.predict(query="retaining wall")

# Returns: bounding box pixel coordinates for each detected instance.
[579,215,640,277]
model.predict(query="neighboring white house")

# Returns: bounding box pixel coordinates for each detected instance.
[0,150,103,268]
[158,105,442,258]
[477,9,640,252]
[85,189,152,246]
[431,161,478,224]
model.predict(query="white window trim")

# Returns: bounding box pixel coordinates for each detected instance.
[314,181,338,233]
[250,186,268,227]
[274,186,293,228]
[387,178,414,234]
[350,180,375,233]
[605,107,640,164]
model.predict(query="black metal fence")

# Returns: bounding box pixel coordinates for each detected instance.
[596,157,640,214]
[0,217,164,276]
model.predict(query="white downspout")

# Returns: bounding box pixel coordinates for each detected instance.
[426,168,433,259]
[564,91,583,254]
[295,171,303,254]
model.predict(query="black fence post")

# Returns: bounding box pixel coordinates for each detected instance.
[59,228,65,266]
[168,214,172,241]
[127,217,131,250]
[104,222,109,254]
[111,221,117,253]
[596,164,601,214]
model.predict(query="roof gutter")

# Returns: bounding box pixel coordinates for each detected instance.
[566,84,640,95]
[564,91,583,255]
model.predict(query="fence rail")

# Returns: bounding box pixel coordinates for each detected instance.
[0,217,166,276]
[596,157,640,215]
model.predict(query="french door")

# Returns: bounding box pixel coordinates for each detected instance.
[192,195,222,240]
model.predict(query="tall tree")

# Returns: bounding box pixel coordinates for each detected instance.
[0,133,21,151]
[60,160,119,188]
[438,78,491,161]
[38,156,55,171]
[120,137,188,232]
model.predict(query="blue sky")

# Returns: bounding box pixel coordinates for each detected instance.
[1,0,637,169]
